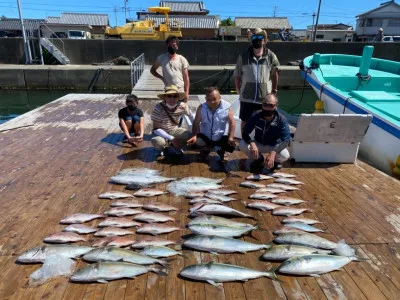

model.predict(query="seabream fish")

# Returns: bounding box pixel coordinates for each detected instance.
[70,262,167,283]
[44,232,87,244]
[261,244,332,261]
[179,262,277,286]
[110,200,143,208]
[142,203,178,212]
[284,222,323,233]
[246,200,284,211]
[94,227,134,237]
[98,191,134,200]
[274,178,304,185]
[92,237,135,248]
[272,207,312,216]
[131,238,176,249]
[245,174,273,181]
[98,217,142,228]
[60,213,104,224]
[62,224,98,234]
[188,215,254,228]
[270,197,307,206]
[104,207,142,217]
[17,245,93,263]
[249,192,277,200]
[133,189,167,197]
[281,217,322,225]
[267,183,299,191]
[239,181,265,189]
[270,172,296,178]
[136,223,182,235]
[274,232,340,250]
[256,187,286,194]
[190,204,254,219]
[204,192,237,202]
[133,212,176,223]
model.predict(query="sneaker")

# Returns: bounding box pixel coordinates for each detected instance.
[249,159,264,174]
[217,149,228,162]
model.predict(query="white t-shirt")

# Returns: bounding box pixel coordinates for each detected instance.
[156,53,189,92]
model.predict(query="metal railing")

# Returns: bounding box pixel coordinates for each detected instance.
[130,53,145,89]
[40,23,65,56]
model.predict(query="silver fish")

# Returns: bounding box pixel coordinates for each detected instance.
[142,203,178,212]
[131,238,176,249]
[98,217,142,228]
[261,244,332,261]
[83,246,168,266]
[245,174,273,181]
[139,246,182,258]
[273,227,307,235]
[277,254,360,276]
[17,245,93,263]
[272,207,312,216]
[43,232,87,244]
[136,223,181,235]
[187,224,255,238]
[179,262,277,286]
[104,207,142,217]
[190,204,254,219]
[207,189,238,196]
[94,227,134,237]
[281,217,323,225]
[270,172,296,178]
[204,192,237,202]
[274,178,304,185]
[118,168,161,176]
[239,181,265,189]
[167,177,224,196]
[284,222,323,233]
[270,197,306,206]
[189,198,223,205]
[188,215,254,228]
[274,232,338,249]
[98,191,134,200]
[246,200,284,211]
[92,237,135,248]
[62,224,98,234]
[183,235,268,254]
[184,191,205,198]
[133,212,175,223]
[111,168,176,185]
[249,192,277,200]
[266,183,299,191]
[60,213,104,224]
[110,200,143,208]
[133,189,167,197]
[70,262,167,283]
[256,187,286,194]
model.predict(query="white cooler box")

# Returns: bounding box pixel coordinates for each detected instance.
[290,113,372,163]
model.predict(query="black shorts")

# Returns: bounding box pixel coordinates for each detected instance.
[239,101,262,122]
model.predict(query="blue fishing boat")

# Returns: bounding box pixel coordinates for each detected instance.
[301,45,400,177]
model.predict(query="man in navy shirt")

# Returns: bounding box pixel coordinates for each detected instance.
[239,93,291,173]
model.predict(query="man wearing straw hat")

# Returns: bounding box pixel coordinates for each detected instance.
[234,28,280,133]
[151,85,192,157]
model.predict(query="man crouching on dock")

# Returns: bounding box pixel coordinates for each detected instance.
[151,85,192,157]
[119,94,144,146]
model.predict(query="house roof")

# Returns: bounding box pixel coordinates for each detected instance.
[0,18,44,31]
[159,1,207,13]
[139,14,219,29]
[234,17,291,30]
[45,13,109,26]
[357,0,400,17]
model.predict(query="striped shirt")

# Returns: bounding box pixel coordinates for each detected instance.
[151,102,190,133]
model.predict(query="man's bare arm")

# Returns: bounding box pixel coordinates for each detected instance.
[150,59,164,81]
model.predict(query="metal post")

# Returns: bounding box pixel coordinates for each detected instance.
[17,0,32,64]
[313,0,322,42]
[311,12,316,41]
[38,25,44,65]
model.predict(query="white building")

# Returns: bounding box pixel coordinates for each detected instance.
[356,0,400,41]
[306,24,355,42]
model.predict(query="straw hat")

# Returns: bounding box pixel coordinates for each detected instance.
[254,28,267,40]
[157,85,186,100]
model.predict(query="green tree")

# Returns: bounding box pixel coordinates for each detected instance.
[220,17,234,26]
[1,15,6,21]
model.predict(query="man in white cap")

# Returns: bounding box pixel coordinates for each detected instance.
[234,27,280,133]
[375,28,384,42]
[151,85,192,157]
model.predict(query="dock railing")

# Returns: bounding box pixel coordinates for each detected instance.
[40,23,66,56]
[130,53,145,89]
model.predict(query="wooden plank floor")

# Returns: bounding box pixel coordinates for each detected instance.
[1,94,400,300]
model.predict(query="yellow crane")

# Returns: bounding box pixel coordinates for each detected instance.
[105,7,182,40]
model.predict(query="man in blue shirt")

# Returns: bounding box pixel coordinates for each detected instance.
[239,93,291,173]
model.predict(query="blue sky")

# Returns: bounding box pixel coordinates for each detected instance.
[0,0,386,27]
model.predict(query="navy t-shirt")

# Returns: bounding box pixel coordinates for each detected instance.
[118,107,144,121]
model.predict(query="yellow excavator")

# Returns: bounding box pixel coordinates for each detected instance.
[105,7,182,40]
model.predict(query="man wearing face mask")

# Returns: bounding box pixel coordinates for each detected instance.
[239,93,291,173]
[150,36,190,102]
[234,28,280,132]
[118,94,144,146]
[151,85,192,157]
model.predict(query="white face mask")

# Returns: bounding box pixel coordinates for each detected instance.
[165,103,178,109]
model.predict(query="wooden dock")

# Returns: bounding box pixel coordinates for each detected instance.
[1,94,400,300]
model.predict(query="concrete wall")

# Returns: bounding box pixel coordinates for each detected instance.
[1,38,400,65]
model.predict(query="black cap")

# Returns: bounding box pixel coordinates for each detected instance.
[166,35,178,44]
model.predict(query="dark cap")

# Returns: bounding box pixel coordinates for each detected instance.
[166,35,178,44]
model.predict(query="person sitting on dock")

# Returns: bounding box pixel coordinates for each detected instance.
[118,94,144,146]
[151,85,192,157]
[234,28,280,133]
[150,36,190,102]
[239,93,291,173]
[187,87,236,162]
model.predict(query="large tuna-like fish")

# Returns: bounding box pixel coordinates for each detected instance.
[261,244,332,261]
[274,232,339,250]
[190,204,254,219]
[139,246,182,258]
[187,224,255,238]
[17,245,93,263]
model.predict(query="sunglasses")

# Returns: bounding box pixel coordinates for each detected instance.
[262,103,275,108]
[166,94,178,98]
[252,35,264,40]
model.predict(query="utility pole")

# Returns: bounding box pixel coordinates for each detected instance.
[124,0,128,23]
[313,0,322,42]
[273,6,277,17]
[17,0,32,64]
[114,6,118,26]
[311,12,316,41]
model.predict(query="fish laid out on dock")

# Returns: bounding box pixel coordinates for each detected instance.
[266,183,299,191]
[206,189,238,196]
[239,181,265,189]
[131,238,177,249]
[110,168,176,186]
[261,245,332,261]
[183,235,268,254]
[184,191,205,198]
[136,223,182,235]
[249,192,277,200]
[167,177,224,196]
[94,227,134,237]
[44,232,87,244]
[270,172,297,178]
[98,191,135,199]
[133,212,176,223]
[62,224,98,234]
[283,222,323,233]
[274,178,304,185]
[98,217,142,228]
[133,189,167,197]
[270,197,307,206]
[273,227,307,235]
[59,213,104,224]
[281,217,323,225]
[245,174,274,181]
[139,246,182,258]
[92,237,135,248]
[70,262,167,283]
[189,197,223,205]
[104,207,142,217]
[246,200,284,211]
[179,262,277,286]
[204,192,237,202]
[255,187,286,194]
[110,200,143,208]
[272,207,312,216]
[187,223,256,238]
[142,203,179,212]
[17,245,94,263]
[189,204,254,219]
[188,215,254,229]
